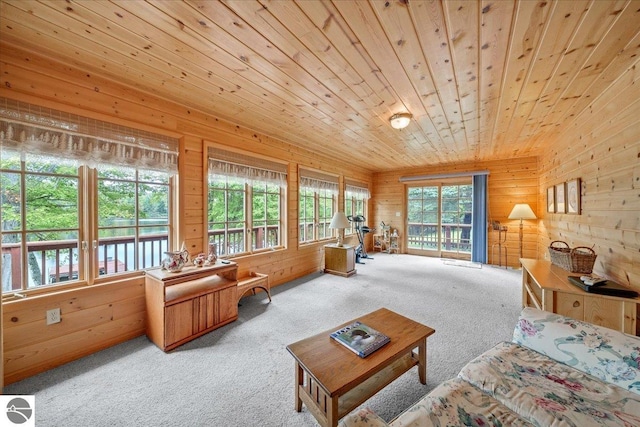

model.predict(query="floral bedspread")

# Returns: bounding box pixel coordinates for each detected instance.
[459,341,640,427]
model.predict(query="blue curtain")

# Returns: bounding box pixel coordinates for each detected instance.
[471,174,488,263]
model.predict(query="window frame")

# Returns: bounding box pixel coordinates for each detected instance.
[249,179,285,254]
[95,167,173,281]
[345,184,369,236]
[1,156,176,296]
[298,185,336,244]
[205,148,287,258]
[1,155,84,293]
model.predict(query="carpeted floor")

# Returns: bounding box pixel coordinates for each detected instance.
[4,253,523,426]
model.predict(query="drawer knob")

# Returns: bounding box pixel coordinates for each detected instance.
[573,301,581,308]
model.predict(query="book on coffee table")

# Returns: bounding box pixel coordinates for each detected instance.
[330,321,390,358]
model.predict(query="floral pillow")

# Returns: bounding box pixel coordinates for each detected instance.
[512,307,640,395]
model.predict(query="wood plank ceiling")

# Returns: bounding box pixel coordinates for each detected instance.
[1,0,639,172]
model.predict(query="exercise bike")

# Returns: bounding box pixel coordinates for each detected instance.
[347,215,373,264]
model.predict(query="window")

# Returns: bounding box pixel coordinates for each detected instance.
[299,186,314,243]
[0,98,178,294]
[1,152,81,290]
[251,180,281,250]
[345,182,370,235]
[208,175,246,255]
[207,149,286,256]
[299,170,338,244]
[97,167,171,275]
[0,158,173,292]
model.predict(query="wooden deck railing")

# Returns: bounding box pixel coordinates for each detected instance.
[1,234,168,291]
[207,225,279,255]
[407,223,472,252]
[2,225,280,291]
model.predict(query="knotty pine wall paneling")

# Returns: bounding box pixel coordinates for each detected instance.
[182,135,205,256]
[3,278,146,385]
[539,63,640,292]
[0,46,372,384]
[372,157,539,268]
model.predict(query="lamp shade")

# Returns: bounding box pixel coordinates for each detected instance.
[389,113,412,129]
[508,204,537,220]
[329,212,351,229]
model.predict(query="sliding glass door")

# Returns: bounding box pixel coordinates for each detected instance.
[407,186,440,254]
[406,182,473,259]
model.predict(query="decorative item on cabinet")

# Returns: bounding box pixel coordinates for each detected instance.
[548,241,597,274]
[205,243,217,266]
[161,242,190,272]
[192,253,206,267]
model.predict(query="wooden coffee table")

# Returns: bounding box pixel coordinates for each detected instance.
[286,308,435,427]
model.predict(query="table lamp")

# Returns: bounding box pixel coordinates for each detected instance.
[329,212,351,247]
[508,203,537,259]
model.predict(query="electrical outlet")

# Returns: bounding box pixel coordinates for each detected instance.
[46,308,61,325]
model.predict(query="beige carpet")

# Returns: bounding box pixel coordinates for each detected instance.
[4,253,523,426]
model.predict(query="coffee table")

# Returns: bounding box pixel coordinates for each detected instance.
[286,308,435,427]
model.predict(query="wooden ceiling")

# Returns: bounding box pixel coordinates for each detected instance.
[1,1,639,172]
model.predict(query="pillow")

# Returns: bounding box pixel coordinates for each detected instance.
[512,307,640,394]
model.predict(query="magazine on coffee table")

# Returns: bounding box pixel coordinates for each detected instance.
[330,321,390,358]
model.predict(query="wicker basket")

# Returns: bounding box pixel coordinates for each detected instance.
[548,240,597,274]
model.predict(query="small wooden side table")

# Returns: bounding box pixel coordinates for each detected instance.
[324,244,356,277]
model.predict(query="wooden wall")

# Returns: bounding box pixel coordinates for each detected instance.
[372,157,539,268]
[0,45,370,384]
[3,278,145,385]
[538,61,640,292]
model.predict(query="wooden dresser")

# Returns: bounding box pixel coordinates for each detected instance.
[521,258,639,336]
[145,262,238,351]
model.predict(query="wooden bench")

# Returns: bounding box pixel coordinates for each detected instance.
[237,272,271,303]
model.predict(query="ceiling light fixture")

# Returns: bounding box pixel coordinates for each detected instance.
[389,112,412,129]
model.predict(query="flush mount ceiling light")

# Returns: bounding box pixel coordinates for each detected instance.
[389,112,412,129]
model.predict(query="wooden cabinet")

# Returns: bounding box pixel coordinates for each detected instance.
[521,258,640,336]
[145,262,238,351]
[324,244,356,277]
